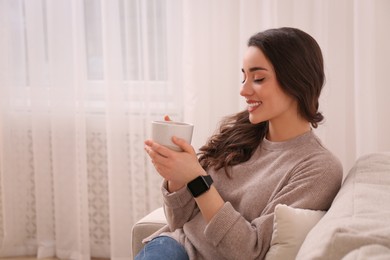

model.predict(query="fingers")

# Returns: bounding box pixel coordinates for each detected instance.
[144,140,170,160]
[145,138,198,184]
[172,136,195,154]
[145,141,173,178]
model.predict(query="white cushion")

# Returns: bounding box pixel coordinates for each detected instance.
[265,204,325,260]
[342,245,390,260]
[296,152,390,259]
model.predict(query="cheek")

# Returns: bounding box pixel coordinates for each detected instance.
[252,84,266,97]
[273,94,296,114]
[261,87,293,114]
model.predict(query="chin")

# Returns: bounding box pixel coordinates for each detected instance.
[248,115,266,125]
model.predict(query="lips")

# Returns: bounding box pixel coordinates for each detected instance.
[246,100,262,112]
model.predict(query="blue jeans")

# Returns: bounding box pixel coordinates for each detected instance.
[135,236,189,260]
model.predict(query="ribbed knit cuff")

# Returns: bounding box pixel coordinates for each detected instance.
[204,202,241,246]
[161,180,193,209]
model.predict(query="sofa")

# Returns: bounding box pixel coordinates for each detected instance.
[131,152,390,259]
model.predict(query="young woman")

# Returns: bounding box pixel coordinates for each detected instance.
[138,27,343,260]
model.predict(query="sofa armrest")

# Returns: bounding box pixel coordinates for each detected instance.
[131,207,167,258]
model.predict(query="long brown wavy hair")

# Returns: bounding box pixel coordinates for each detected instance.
[198,27,325,176]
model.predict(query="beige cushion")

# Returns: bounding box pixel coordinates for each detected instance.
[265,204,325,260]
[131,207,166,258]
[296,152,390,259]
[342,245,390,260]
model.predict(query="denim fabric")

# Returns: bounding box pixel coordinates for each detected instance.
[135,236,189,260]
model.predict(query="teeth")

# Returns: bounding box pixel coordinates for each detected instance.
[247,101,262,107]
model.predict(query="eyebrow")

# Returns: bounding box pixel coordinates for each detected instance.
[241,67,268,73]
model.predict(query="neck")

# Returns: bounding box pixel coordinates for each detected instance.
[267,116,311,142]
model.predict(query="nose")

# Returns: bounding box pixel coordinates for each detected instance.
[240,81,254,97]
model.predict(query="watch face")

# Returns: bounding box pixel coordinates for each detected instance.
[187,176,210,197]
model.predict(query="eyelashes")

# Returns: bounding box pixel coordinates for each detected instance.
[241,76,265,84]
[241,76,247,84]
[254,78,265,83]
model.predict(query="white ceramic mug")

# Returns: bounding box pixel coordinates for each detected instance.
[151,121,194,152]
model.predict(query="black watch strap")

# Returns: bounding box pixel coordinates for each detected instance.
[187,175,213,198]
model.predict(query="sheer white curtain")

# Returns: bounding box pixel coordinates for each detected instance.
[185,0,390,173]
[1,0,390,259]
[0,0,182,259]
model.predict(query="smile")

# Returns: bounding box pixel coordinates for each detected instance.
[247,101,262,108]
[246,100,262,112]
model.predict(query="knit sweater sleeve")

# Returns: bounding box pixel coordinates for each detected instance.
[161,180,200,231]
[203,153,342,260]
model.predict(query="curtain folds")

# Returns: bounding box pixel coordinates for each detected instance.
[0,0,389,259]
[0,0,182,259]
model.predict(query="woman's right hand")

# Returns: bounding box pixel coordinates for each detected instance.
[145,115,204,192]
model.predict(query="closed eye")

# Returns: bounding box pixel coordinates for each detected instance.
[241,73,247,84]
[254,78,265,83]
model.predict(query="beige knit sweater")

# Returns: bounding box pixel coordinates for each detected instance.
[146,131,343,260]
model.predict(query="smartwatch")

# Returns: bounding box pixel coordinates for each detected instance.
[187,175,213,198]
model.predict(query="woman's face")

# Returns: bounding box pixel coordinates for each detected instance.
[240,46,297,125]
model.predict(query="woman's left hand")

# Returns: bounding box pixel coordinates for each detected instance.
[144,136,206,188]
